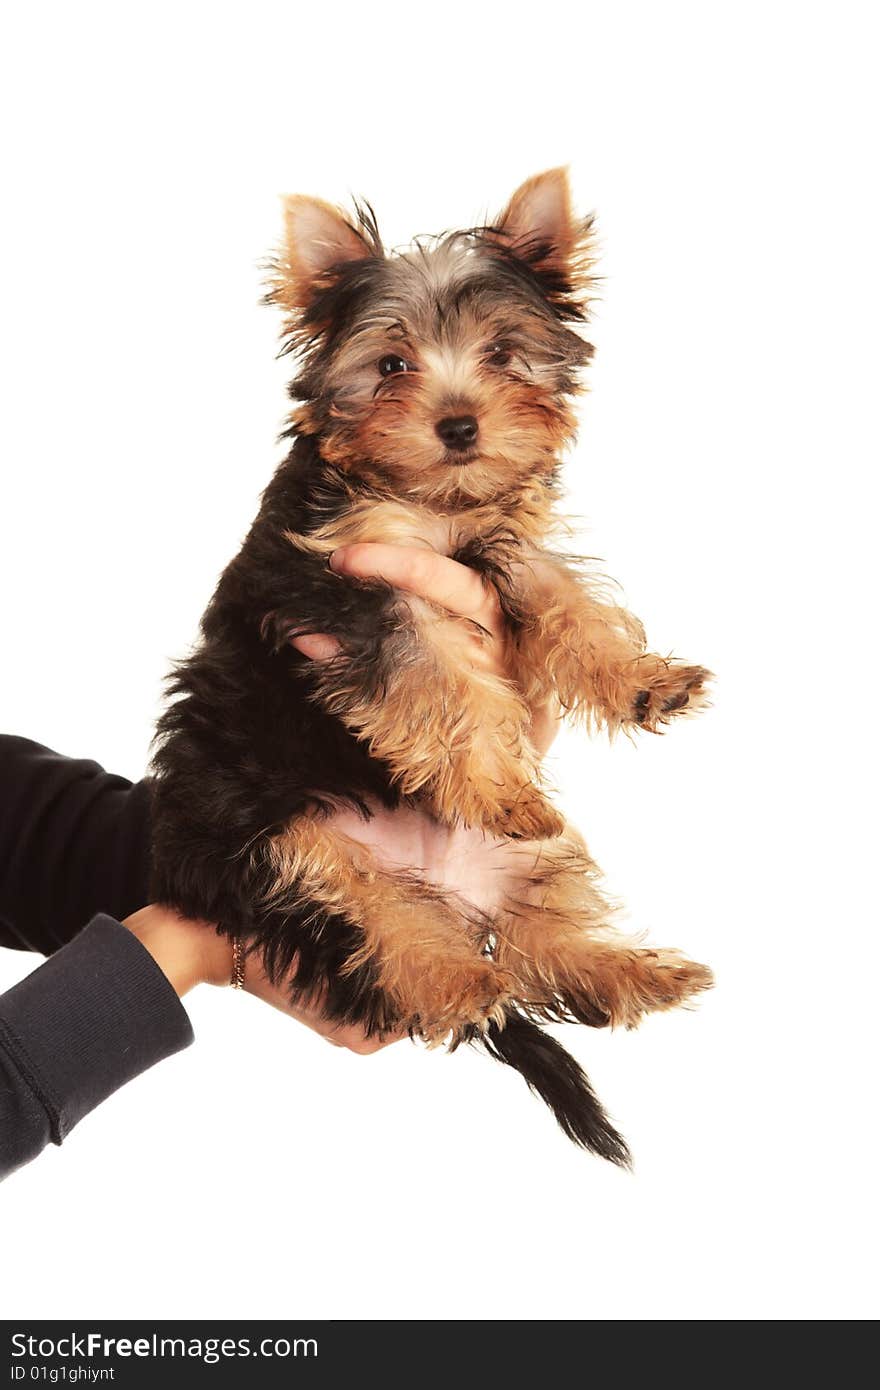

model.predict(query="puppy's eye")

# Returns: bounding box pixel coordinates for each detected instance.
[377,354,410,377]
[487,343,513,367]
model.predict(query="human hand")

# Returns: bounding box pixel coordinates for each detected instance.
[292,544,561,756]
[237,947,405,1054]
[126,550,555,1051]
[124,905,401,1054]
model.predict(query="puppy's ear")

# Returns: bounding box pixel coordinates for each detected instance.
[493,167,577,269]
[269,195,382,316]
[488,168,596,316]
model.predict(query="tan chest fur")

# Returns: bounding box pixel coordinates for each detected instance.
[283,489,556,563]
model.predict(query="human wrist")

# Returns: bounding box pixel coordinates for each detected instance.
[123,904,230,995]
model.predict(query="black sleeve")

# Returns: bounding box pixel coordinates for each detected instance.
[0,913,194,1181]
[0,734,153,954]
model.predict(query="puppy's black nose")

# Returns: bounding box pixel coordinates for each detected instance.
[436,415,478,451]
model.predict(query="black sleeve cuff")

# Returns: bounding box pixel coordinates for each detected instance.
[0,914,194,1142]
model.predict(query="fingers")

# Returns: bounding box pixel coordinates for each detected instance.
[323,1025,404,1055]
[290,545,505,664]
[290,633,342,660]
[330,544,501,629]
[287,1009,399,1055]
[248,952,405,1054]
[300,1014,405,1054]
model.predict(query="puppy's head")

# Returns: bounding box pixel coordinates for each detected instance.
[267,169,596,505]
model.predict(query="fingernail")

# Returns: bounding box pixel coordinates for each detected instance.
[329,548,346,572]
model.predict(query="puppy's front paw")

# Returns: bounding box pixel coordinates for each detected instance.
[458,789,561,839]
[632,659,712,732]
[437,767,564,841]
[496,786,565,842]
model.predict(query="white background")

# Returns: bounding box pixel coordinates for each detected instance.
[1,0,877,1321]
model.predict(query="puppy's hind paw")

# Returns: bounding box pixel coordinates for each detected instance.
[413,958,516,1045]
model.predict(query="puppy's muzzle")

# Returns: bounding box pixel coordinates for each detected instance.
[435,415,479,454]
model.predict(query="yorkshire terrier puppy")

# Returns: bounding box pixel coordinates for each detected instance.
[150,169,713,1165]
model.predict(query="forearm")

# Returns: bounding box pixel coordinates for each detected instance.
[0,914,195,1182]
[0,734,153,954]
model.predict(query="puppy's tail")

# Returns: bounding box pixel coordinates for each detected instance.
[477,1012,631,1168]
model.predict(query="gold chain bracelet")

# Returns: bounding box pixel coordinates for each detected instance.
[230,935,245,989]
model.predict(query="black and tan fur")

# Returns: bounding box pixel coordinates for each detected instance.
[150,169,713,1164]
